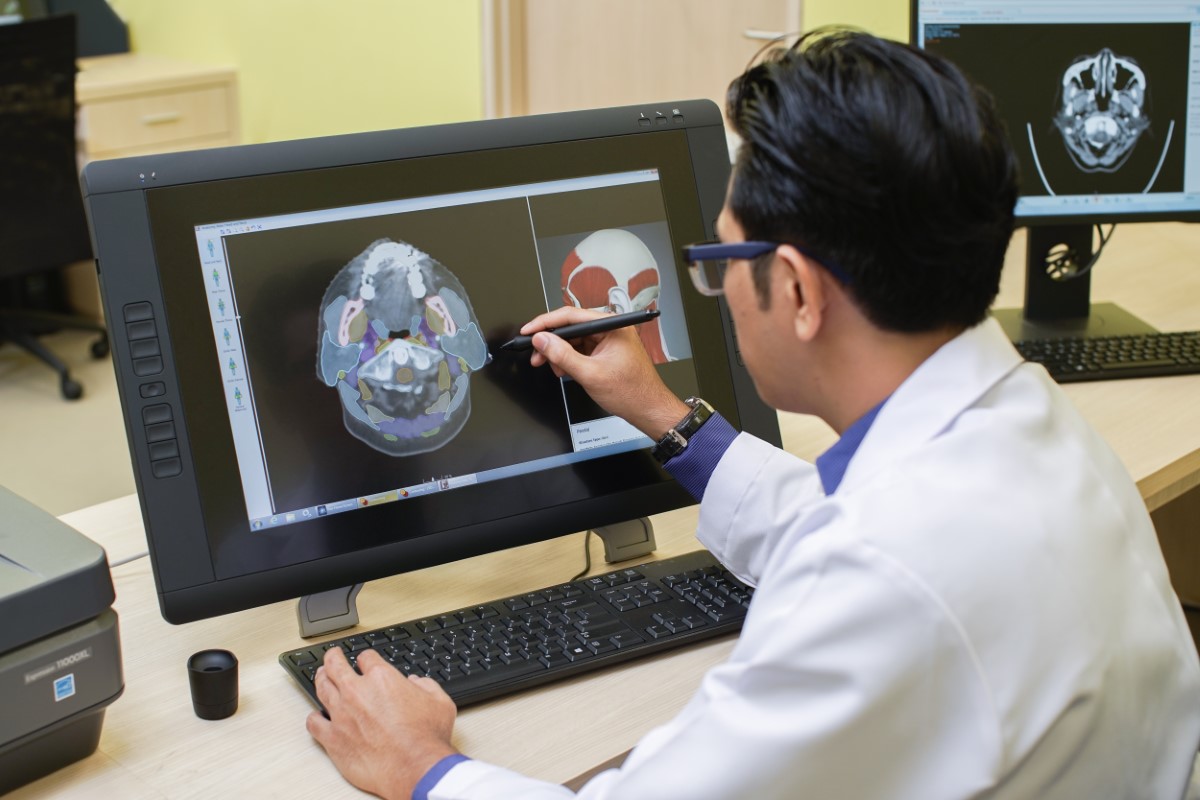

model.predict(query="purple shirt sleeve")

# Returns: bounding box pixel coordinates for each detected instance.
[413,754,471,800]
[662,411,739,501]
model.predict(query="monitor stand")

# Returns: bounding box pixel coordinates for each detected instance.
[294,517,657,638]
[992,224,1160,343]
[297,584,364,639]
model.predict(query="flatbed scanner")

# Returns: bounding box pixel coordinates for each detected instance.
[0,486,123,793]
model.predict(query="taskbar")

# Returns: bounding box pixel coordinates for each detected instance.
[249,472,479,531]
[247,429,653,533]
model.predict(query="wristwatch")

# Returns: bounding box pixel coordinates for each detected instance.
[651,396,714,464]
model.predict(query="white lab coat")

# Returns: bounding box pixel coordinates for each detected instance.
[432,318,1200,799]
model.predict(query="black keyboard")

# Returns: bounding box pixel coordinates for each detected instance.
[280,549,751,709]
[1016,331,1200,383]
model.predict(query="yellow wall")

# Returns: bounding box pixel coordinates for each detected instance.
[104,0,910,146]
[107,0,483,144]
[803,0,910,42]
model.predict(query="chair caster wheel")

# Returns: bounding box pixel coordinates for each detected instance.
[91,337,110,359]
[61,377,83,400]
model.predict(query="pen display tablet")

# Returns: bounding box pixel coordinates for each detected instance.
[83,101,780,622]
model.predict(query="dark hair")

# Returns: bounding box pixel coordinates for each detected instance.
[726,29,1018,331]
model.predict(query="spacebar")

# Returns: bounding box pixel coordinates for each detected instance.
[1100,358,1176,370]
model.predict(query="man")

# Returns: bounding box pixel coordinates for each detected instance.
[306,30,1200,798]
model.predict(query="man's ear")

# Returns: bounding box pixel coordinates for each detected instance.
[776,245,826,343]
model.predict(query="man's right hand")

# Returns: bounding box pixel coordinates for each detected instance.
[522,306,690,440]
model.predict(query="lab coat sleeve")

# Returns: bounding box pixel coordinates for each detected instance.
[427,528,1000,800]
[695,432,826,585]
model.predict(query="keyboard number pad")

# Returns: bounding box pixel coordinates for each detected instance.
[663,567,753,623]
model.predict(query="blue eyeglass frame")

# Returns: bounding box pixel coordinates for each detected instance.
[681,240,853,294]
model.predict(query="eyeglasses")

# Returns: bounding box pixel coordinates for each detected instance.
[680,240,852,297]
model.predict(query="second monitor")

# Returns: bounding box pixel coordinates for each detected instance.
[913,0,1200,341]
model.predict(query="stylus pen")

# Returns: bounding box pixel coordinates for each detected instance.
[500,309,661,352]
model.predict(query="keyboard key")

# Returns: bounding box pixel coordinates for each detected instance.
[498,650,531,666]
[645,624,672,639]
[536,641,564,657]
[609,632,645,649]
[289,651,316,666]
[475,643,502,659]
[539,651,573,668]
[563,598,600,614]
[584,638,617,655]
[487,656,544,681]
[563,644,594,662]
[574,618,624,639]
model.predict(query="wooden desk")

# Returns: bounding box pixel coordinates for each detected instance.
[11,223,1200,798]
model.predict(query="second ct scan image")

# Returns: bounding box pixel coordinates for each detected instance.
[925,22,1190,197]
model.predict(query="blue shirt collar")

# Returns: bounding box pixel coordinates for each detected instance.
[815,399,887,495]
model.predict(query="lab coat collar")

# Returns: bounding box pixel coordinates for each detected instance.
[837,317,1025,493]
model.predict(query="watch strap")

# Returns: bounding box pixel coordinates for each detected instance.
[651,397,713,464]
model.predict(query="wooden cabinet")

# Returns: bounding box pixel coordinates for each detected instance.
[65,54,240,319]
[76,53,240,160]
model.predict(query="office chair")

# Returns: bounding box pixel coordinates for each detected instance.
[0,14,109,400]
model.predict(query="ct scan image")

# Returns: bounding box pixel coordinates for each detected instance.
[316,238,490,456]
[924,22,1189,197]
